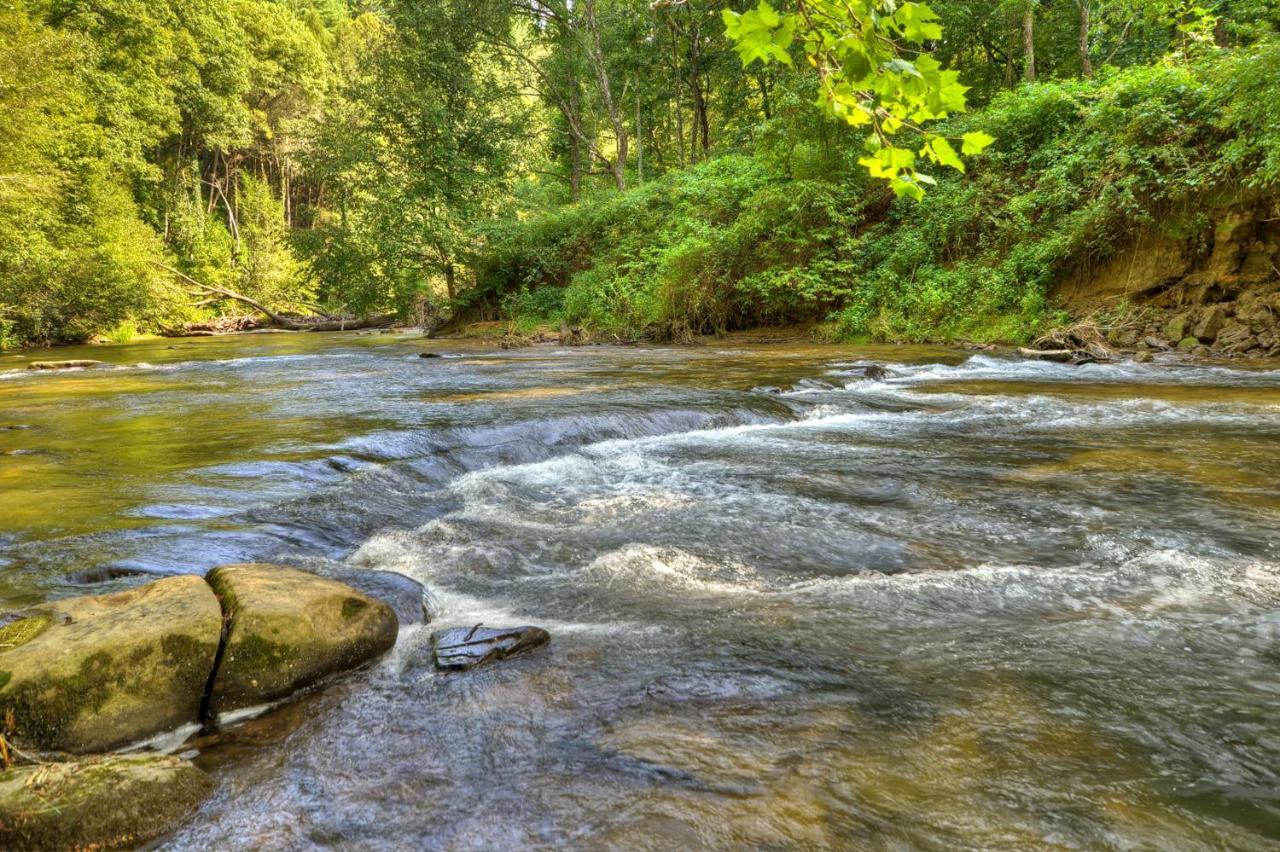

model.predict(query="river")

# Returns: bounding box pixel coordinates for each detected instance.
[1,332,1278,849]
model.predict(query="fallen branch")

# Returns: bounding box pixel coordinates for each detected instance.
[151,262,396,333]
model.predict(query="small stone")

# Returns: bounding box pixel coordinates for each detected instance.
[1143,336,1172,351]
[1110,328,1139,348]
[1133,350,1153,363]
[418,352,441,359]
[1177,337,1199,350]
[0,754,212,850]
[431,624,550,671]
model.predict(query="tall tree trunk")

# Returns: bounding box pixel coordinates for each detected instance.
[1023,2,1037,83]
[1078,1,1092,78]
[635,90,643,184]
[693,75,710,154]
[568,84,583,202]
[582,0,626,191]
[444,262,456,301]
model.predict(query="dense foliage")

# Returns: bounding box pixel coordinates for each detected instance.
[468,40,1280,342]
[1,0,1277,347]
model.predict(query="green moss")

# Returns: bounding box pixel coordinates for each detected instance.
[341,597,369,620]
[0,757,213,849]
[0,650,123,749]
[160,633,219,699]
[231,632,297,672]
[0,614,51,653]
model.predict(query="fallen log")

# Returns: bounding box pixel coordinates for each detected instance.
[28,360,105,371]
[1017,347,1074,362]
[151,262,396,333]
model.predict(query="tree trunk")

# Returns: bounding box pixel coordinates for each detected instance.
[444,262,456,301]
[582,0,626,191]
[1078,2,1092,78]
[635,90,643,185]
[1023,2,1037,83]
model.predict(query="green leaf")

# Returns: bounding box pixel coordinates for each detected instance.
[961,131,996,155]
[930,137,964,172]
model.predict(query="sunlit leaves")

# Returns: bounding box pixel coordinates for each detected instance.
[960,131,995,155]
[723,0,994,197]
[722,1,794,67]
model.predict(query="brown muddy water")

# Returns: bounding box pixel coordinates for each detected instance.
[1,333,1279,849]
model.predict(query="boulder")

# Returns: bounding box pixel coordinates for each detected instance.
[309,566,429,626]
[206,564,398,718]
[1215,321,1256,353]
[0,575,222,753]
[0,754,212,850]
[1162,314,1190,342]
[1177,336,1199,351]
[26,360,104,371]
[1142,335,1172,351]
[1193,304,1228,342]
[431,624,550,671]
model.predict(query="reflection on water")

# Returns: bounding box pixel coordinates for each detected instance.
[1,333,1279,849]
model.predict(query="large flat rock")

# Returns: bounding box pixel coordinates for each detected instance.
[206,564,398,717]
[0,575,222,753]
[0,754,212,849]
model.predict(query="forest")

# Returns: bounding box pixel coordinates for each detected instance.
[1,0,1278,348]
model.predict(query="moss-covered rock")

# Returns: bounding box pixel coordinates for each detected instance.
[0,754,212,849]
[206,564,398,718]
[0,575,222,753]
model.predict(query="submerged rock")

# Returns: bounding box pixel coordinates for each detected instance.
[0,575,222,753]
[431,624,550,671]
[206,564,398,718]
[26,359,104,371]
[0,754,212,850]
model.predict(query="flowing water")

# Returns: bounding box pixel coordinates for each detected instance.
[2,333,1279,849]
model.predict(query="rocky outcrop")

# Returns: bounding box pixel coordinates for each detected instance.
[206,564,398,718]
[1052,203,1280,358]
[0,576,222,753]
[0,754,213,850]
[431,624,550,671]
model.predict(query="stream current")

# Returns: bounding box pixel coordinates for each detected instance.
[1,333,1278,849]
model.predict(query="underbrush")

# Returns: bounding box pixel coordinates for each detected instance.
[466,42,1280,344]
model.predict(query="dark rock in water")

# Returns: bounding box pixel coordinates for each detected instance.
[68,565,154,585]
[431,624,550,671]
[857,365,891,381]
[418,352,441,359]
[315,567,429,625]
